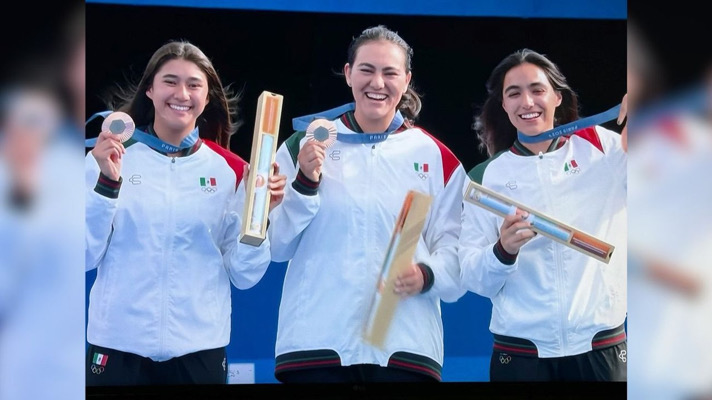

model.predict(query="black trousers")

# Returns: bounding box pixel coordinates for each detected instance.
[277,364,438,384]
[86,344,228,386]
[490,342,627,382]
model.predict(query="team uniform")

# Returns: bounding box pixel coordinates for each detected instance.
[268,110,466,382]
[459,126,627,381]
[85,134,272,385]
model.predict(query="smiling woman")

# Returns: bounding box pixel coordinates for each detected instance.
[145,59,211,147]
[84,40,287,386]
[267,25,468,384]
[459,48,628,382]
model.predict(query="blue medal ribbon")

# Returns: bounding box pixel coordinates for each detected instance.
[517,103,621,143]
[85,110,200,153]
[292,102,404,144]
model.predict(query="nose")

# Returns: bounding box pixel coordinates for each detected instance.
[370,73,384,90]
[521,92,534,108]
[174,84,190,100]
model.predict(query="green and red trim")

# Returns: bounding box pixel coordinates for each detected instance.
[275,349,442,381]
[417,263,434,293]
[509,136,567,156]
[591,324,626,350]
[94,172,122,199]
[339,110,408,134]
[275,349,342,377]
[493,334,539,357]
[292,169,321,196]
[387,351,442,381]
[493,239,517,265]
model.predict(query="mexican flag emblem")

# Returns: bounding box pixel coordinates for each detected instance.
[200,177,216,186]
[93,352,108,366]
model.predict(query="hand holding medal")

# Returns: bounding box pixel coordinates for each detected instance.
[90,111,135,181]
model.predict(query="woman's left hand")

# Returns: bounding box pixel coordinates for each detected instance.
[268,162,286,212]
[394,263,424,298]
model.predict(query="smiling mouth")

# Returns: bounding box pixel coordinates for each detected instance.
[365,93,387,101]
[169,104,191,111]
[519,112,541,120]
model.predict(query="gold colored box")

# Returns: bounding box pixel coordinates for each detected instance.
[364,190,433,348]
[240,91,283,246]
[464,180,615,263]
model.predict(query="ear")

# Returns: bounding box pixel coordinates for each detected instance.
[343,63,352,87]
[404,71,412,94]
[146,86,153,100]
[555,90,562,107]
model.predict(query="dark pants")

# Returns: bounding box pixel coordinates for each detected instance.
[86,344,228,386]
[277,364,438,383]
[490,342,627,382]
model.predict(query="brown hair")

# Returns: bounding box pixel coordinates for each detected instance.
[107,40,241,148]
[346,25,422,124]
[474,48,579,156]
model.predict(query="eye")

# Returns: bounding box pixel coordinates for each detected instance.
[359,68,374,74]
[164,79,176,86]
[507,92,520,98]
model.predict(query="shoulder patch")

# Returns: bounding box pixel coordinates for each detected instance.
[122,137,140,149]
[572,126,604,153]
[284,131,307,167]
[202,139,247,190]
[416,127,461,186]
[467,149,507,184]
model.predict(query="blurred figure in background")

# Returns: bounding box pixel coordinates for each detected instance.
[0,3,85,400]
[627,18,712,400]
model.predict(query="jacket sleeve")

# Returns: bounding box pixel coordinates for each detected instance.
[458,178,519,299]
[417,165,468,303]
[266,139,320,262]
[220,178,272,290]
[85,153,119,272]
[597,125,627,191]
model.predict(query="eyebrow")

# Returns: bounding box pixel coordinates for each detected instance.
[160,73,205,82]
[356,62,401,72]
[504,81,546,94]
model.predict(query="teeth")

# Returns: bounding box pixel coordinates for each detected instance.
[520,112,540,119]
[170,104,190,111]
[366,93,387,100]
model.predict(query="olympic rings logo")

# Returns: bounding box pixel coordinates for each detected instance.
[202,186,217,193]
[91,364,105,374]
[499,354,511,364]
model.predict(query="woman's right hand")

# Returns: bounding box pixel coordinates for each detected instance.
[499,209,536,255]
[90,130,125,181]
[297,140,326,182]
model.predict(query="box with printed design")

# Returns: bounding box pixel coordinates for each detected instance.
[240,91,283,246]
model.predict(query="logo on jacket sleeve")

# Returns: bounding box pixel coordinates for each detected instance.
[200,177,218,193]
[414,162,429,180]
[563,159,580,175]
